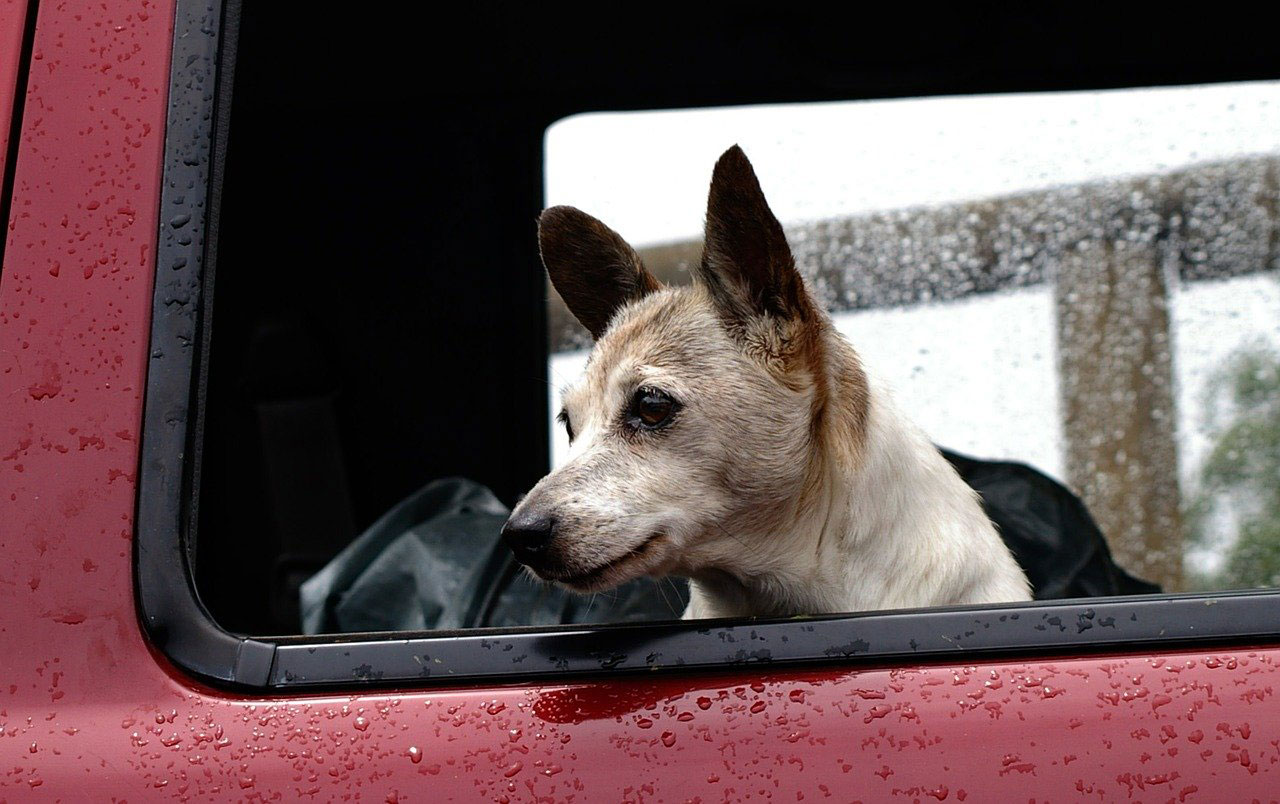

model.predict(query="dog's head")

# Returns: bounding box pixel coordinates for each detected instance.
[504,146,866,593]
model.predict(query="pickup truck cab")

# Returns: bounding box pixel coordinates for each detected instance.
[2,2,1278,799]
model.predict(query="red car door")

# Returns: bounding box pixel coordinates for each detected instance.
[0,1,28,178]
[1,2,1278,800]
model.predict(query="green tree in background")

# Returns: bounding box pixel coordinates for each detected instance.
[1186,343,1280,589]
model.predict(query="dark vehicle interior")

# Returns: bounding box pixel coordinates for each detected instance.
[194,6,1280,636]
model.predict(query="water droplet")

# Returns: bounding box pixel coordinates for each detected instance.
[863,704,892,723]
[407,746,422,764]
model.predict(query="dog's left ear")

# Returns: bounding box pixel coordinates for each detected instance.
[540,206,662,340]
[694,146,818,341]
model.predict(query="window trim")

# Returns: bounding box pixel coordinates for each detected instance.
[135,0,276,687]
[136,0,1280,691]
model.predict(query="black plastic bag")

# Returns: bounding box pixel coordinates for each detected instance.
[941,449,1159,598]
[300,478,687,634]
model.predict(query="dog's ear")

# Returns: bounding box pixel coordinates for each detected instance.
[694,146,816,336]
[539,206,661,340]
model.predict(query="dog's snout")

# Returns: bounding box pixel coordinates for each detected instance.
[502,510,557,562]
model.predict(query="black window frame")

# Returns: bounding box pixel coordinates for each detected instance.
[136,0,1280,690]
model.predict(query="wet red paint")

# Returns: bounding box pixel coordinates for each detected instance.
[0,0,27,179]
[2,2,1280,799]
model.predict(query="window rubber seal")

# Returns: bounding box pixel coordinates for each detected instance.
[134,0,275,687]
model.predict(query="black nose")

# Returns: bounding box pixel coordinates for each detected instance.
[502,510,556,562]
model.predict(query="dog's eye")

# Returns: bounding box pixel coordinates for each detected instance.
[557,408,575,442]
[628,387,678,429]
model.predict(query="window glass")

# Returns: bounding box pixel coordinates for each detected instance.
[545,80,1280,594]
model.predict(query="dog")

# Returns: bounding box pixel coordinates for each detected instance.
[502,145,1031,619]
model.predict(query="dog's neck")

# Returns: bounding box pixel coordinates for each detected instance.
[684,335,1027,619]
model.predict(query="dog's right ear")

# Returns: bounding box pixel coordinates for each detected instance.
[539,206,661,340]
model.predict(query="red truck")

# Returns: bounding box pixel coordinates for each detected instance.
[2,2,1278,799]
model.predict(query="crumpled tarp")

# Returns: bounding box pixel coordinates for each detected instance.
[301,450,1157,634]
[940,449,1159,599]
[300,478,687,634]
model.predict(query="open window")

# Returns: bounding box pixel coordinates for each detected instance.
[544,91,1280,597]
[137,1,1280,688]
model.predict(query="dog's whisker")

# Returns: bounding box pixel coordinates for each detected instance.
[710,518,757,554]
[658,576,688,617]
[665,577,685,612]
[653,577,675,615]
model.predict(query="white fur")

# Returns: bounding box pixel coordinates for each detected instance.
[682,371,1030,619]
